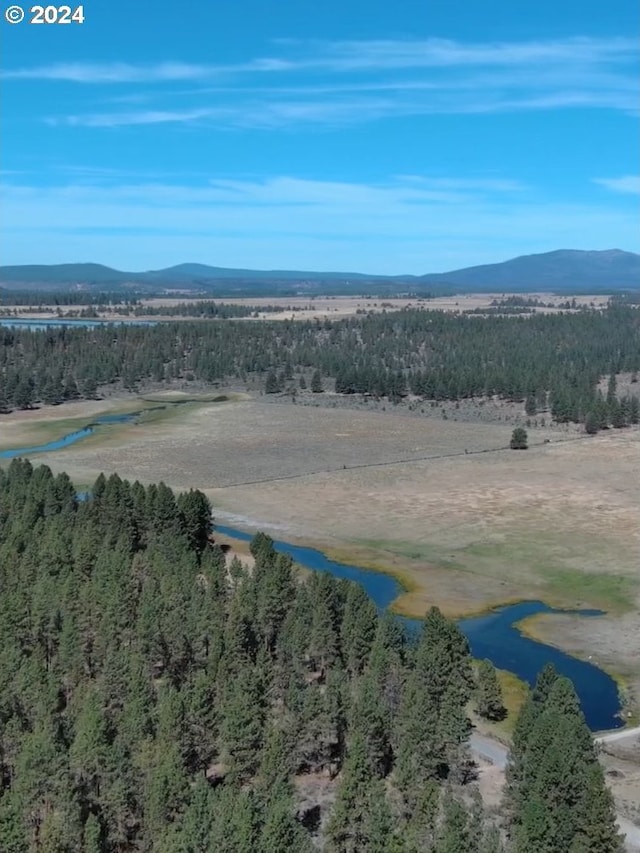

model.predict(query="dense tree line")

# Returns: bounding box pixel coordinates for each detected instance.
[0,291,138,308]
[0,306,638,430]
[0,461,623,850]
[125,302,288,319]
[1,298,285,320]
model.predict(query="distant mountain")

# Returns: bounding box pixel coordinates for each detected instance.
[0,263,133,286]
[142,263,387,282]
[1,250,638,294]
[419,250,640,290]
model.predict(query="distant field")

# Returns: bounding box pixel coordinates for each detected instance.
[0,291,611,321]
[1,393,638,708]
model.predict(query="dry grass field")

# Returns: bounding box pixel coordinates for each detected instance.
[1,292,611,322]
[1,393,638,709]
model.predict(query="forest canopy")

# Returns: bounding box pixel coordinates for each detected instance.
[0,461,623,851]
[0,305,639,430]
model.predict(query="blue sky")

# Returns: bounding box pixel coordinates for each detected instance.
[1,0,638,273]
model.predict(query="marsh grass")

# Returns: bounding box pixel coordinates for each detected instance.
[0,394,237,454]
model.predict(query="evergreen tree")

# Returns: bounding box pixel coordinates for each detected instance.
[506,669,622,852]
[326,733,388,852]
[177,489,211,555]
[510,427,528,449]
[265,370,280,394]
[311,369,324,393]
[220,665,265,783]
[261,780,314,853]
[476,659,506,720]
[435,792,469,853]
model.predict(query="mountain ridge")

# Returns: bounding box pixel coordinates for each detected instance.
[1,249,638,293]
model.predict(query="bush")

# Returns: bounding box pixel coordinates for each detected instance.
[510,427,528,450]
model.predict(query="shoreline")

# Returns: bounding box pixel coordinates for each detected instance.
[213,520,631,733]
[517,613,636,726]
[2,396,635,729]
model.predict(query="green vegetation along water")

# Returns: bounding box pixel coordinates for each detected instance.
[215,526,622,732]
[0,461,623,852]
[0,405,623,732]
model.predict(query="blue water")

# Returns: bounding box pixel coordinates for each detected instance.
[0,411,623,731]
[0,400,213,460]
[215,524,622,731]
[0,319,155,330]
[0,412,139,459]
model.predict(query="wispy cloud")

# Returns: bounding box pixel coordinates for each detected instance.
[4,37,635,82]
[1,58,292,83]
[3,176,637,272]
[4,36,637,128]
[52,107,226,128]
[593,175,640,195]
[298,36,637,72]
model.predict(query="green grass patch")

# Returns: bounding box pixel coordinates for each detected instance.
[353,538,466,572]
[469,667,528,743]
[321,543,416,594]
[329,529,637,619]
[538,566,636,614]
[494,668,529,738]
[1,412,121,450]
[0,394,236,455]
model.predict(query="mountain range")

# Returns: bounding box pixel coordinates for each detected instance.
[1,249,638,295]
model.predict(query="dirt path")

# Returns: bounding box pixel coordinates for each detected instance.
[469,732,640,851]
[598,726,640,746]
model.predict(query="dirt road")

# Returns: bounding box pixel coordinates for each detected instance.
[469,732,640,851]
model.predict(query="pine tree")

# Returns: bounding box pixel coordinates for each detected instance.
[569,763,624,852]
[476,659,506,720]
[176,489,211,555]
[265,370,280,394]
[311,369,324,393]
[350,671,392,778]
[220,665,265,783]
[435,792,469,853]
[262,780,314,853]
[510,427,528,449]
[326,733,387,852]
[506,669,622,852]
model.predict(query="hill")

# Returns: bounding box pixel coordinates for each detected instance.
[419,249,640,291]
[0,249,638,294]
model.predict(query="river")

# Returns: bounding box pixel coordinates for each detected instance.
[0,410,623,731]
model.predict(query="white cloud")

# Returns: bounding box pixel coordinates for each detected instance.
[1,58,294,83]
[53,84,638,130]
[55,107,225,128]
[4,36,636,127]
[4,37,635,82]
[302,36,637,72]
[2,176,638,273]
[593,175,640,195]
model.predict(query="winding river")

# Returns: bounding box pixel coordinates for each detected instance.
[0,410,623,731]
[215,524,622,732]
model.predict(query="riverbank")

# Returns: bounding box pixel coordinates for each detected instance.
[2,393,637,722]
[0,391,246,455]
[518,612,640,725]
[214,520,623,731]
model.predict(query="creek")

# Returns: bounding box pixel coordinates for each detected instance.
[0,412,623,731]
[215,524,622,731]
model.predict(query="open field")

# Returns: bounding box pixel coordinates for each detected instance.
[0,391,243,457]
[0,291,612,322]
[1,394,638,710]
